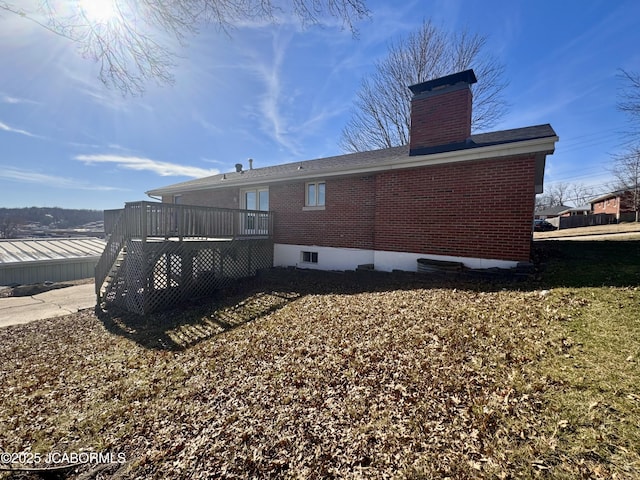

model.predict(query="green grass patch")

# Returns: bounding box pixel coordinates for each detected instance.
[534,239,640,288]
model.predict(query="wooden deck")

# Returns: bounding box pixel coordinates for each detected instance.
[96,202,274,314]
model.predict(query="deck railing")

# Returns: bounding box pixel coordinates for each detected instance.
[95,201,274,300]
[123,201,273,240]
[104,208,124,236]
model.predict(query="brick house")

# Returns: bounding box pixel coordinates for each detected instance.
[147,70,558,272]
[534,205,572,220]
[591,189,639,222]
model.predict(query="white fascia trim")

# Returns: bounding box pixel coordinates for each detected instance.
[310,136,558,180]
[148,136,558,196]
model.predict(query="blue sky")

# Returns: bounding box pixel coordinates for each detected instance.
[1,0,638,210]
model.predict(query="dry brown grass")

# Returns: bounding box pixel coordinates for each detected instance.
[534,222,640,240]
[0,268,638,479]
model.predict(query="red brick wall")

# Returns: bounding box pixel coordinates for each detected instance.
[593,198,620,216]
[410,87,472,150]
[163,154,538,263]
[271,176,376,249]
[374,155,537,262]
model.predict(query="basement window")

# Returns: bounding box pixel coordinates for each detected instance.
[301,251,318,264]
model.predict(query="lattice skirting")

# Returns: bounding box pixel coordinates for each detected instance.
[105,238,273,314]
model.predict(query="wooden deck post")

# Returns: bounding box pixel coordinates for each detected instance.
[141,202,147,244]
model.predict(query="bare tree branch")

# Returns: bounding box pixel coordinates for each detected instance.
[340,20,509,153]
[0,0,369,95]
[618,68,640,142]
[568,183,596,207]
[537,182,570,208]
[610,145,640,222]
[536,182,596,209]
[610,69,640,221]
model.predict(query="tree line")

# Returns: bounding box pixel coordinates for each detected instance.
[0,207,102,239]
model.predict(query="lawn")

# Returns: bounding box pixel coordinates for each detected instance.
[0,240,639,479]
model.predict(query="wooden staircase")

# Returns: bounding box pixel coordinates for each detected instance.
[95,208,126,306]
[95,202,274,314]
[99,247,127,305]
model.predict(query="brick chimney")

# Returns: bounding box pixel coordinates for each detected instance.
[408,69,477,155]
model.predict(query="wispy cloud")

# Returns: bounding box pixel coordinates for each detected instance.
[57,65,154,112]
[240,29,306,155]
[0,120,38,138]
[66,141,104,149]
[194,113,223,135]
[78,87,131,112]
[0,166,125,191]
[201,157,224,165]
[75,154,218,177]
[499,85,600,129]
[1,94,39,105]
[67,141,132,150]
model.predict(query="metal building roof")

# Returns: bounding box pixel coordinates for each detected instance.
[0,237,105,264]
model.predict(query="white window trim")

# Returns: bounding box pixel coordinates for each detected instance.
[239,187,269,235]
[240,187,269,210]
[305,181,326,209]
[301,251,319,263]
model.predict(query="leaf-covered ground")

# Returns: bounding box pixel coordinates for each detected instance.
[0,268,638,479]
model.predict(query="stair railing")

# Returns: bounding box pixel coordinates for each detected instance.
[95,202,275,304]
[94,208,126,302]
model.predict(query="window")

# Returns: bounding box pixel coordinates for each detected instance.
[306,181,325,207]
[301,251,318,263]
[240,187,269,233]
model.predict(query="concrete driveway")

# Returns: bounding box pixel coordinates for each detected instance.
[0,284,96,328]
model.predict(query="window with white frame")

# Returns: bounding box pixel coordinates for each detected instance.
[306,181,325,207]
[301,251,318,263]
[240,187,269,233]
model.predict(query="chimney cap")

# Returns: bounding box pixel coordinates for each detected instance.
[408,69,477,96]
[235,163,243,173]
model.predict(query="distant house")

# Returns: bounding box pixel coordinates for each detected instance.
[561,206,591,217]
[146,69,558,273]
[535,205,573,220]
[591,189,638,222]
[535,205,592,229]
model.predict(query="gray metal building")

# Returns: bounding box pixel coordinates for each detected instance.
[0,238,105,285]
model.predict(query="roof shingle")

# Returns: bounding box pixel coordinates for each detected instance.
[147,124,557,196]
